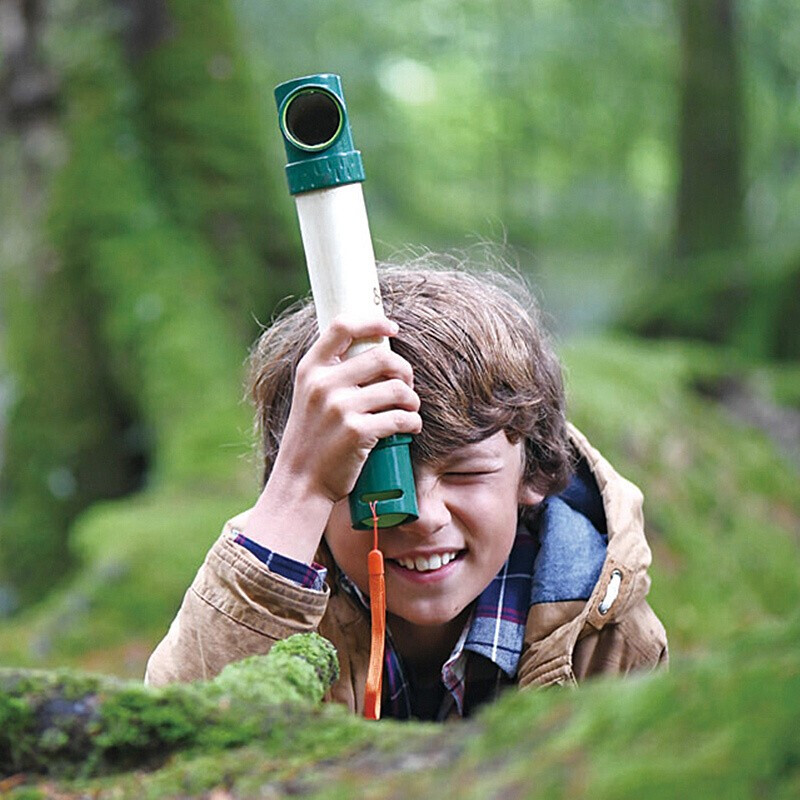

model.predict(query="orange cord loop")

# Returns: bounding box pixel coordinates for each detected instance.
[363,500,386,720]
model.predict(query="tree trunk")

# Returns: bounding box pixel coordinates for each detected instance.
[0,0,145,605]
[627,0,747,344]
[0,0,298,606]
[115,0,301,339]
[675,0,744,262]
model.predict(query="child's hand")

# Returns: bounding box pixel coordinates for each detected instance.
[278,313,421,503]
[241,314,421,563]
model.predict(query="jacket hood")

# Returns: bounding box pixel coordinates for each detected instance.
[519,423,654,686]
[567,423,653,613]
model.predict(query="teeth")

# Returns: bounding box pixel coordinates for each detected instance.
[396,552,460,572]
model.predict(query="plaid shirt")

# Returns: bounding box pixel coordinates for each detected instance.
[234,533,328,591]
[234,464,606,720]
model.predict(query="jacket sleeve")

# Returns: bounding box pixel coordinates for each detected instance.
[571,597,668,680]
[144,531,330,686]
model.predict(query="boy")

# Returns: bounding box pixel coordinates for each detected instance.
[146,262,668,720]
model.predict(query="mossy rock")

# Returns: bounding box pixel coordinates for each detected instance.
[0,633,338,778]
[2,617,798,798]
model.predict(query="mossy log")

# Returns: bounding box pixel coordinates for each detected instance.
[0,633,338,778]
[1,621,800,797]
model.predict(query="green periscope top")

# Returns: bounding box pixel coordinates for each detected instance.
[274,74,365,195]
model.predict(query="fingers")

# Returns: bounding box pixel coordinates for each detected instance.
[297,315,415,403]
[346,378,420,415]
[307,378,421,440]
[312,314,399,363]
[330,381,421,453]
[337,346,414,389]
[291,313,421,453]
[297,346,415,415]
[358,408,423,442]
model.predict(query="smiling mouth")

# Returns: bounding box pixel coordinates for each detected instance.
[389,550,465,573]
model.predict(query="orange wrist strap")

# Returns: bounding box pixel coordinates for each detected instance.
[363,501,386,720]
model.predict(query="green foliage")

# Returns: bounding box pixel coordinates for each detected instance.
[233,0,800,346]
[238,0,679,258]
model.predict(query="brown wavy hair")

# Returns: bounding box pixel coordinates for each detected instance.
[249,254,573,497]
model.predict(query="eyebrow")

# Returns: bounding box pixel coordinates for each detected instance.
[442,446,503,465]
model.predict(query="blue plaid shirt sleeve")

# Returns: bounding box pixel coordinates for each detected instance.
[233,532,328,592]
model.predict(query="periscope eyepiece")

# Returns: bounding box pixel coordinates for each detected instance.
[275,74,365,195]
[281,88,344,151]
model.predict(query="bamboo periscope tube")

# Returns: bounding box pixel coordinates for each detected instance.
[273,74,419,531]
[275,73,418,720]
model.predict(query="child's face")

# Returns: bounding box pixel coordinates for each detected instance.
[324,431,542,629]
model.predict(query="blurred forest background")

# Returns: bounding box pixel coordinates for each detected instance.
[0,0,799,776]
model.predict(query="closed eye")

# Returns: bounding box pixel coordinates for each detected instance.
[444,470,500,479]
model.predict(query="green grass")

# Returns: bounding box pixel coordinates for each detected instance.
[563,336,800,652]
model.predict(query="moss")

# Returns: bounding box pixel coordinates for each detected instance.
[130,0,301,335]
[561,335,800,651]
[0,236,145,604]
[0,694,35,768]
[5,790,46,800]
[184,613,797,799]
[0,489,255,671]
[211,635,339,709]
[0,633,338,778]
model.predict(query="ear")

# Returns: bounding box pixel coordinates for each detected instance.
[518,482,544,507]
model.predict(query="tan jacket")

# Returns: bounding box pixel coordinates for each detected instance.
[146,425,668,711]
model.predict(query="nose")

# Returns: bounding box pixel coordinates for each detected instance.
[400,471,450,536]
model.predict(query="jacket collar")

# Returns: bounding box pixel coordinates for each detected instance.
[525,424,653,647]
